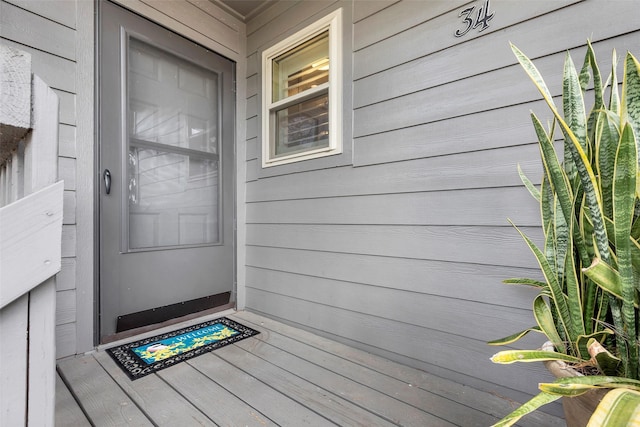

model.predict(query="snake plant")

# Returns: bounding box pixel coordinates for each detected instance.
[489,41,640,426]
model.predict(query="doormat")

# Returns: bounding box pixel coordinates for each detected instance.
[106,317,259,380]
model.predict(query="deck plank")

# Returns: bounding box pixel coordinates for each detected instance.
[215,344,398,427]
[56,312,566,426]
[187,352,336,426]
[92,351,216,426]
[226,322,454,426]
[57,355,153,426]
[231,316,497,426]
[232,311,565,427]
[157,360,276,426]
[55,372,90,426]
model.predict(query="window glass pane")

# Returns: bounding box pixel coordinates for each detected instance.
[127,37,221,250]
[272,31,329,103]
[274,93,329,157]
[128,38,219,154]
[128,146,219,249]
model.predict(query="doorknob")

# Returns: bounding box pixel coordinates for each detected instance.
[103,169,111,194]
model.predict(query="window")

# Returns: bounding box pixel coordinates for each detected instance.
[262,9,342,167]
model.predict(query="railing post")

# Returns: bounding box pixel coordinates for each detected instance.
[0,44,60,427]
[0,45,31,170]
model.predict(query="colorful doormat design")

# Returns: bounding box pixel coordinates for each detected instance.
[107,317,259,380]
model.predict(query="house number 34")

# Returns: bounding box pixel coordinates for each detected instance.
[455,0,495,38]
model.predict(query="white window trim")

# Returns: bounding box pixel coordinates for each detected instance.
[261,8,343,168]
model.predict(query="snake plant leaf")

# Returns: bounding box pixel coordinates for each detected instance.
[630,237,640,277]
[532,113,574,228]
[598,110,622,220]
[544,217,557,276]
[539,375,640,395]
[539,382,603,396]
[614,122,639,378]
[511,43,555,106]
[584,41,605,146]
[549,375,640,389]
[509,221,573,343]
[587,41,605,114]
[490,349,583,365]
[613,123,637,249]
[564,230,586,341]
[588,338,621,376]
[610,50,620,113]
[502,278,547,287]
[587,388,640,427]
[582,257,639,309]
[533,295,566,352]
[518,163,540,201]
[584,257,623,299]
[577,330,615,363]
[540,176,554,261]
[622,52,640,144]
[490,392,561,427]
[564,51,589,153]
[560,93,611,268]
[553,181,569,285]
[579,46,592,91]
[487,327,542,346]
[514,41,611,267]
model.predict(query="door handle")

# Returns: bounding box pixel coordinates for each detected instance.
[103,169,111,195]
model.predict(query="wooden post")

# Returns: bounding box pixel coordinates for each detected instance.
[0,45,32,165]
[0,45,60,427]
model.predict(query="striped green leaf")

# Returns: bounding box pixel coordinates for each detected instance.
[539,382,602,396]
[547,375,640,389]
[614,122,639,378]
[583,258,624,301]
[588,338,621,376]
[598,110,621,220]
[623,52,640,145]
[502,278,547,287]
[576,330,615,364]
[588,388,640,426]
[584,41,605,147]
[490,349,583,365]
[509,221,573,344]
[518,163,540,201]
[564,51,588,153]
[610,50,620,112]
[491,392,561,427]
[564,235,586,344]
[533,294,566,353]
[487,327,542,346]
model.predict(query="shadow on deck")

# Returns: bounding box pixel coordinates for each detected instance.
[56,311,565,426]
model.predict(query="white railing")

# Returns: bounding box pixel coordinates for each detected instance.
[0,45,63,426]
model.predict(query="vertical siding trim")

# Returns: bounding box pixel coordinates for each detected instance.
[74,0,95,352]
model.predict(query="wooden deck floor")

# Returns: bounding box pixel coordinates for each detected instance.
[56,311,565,426]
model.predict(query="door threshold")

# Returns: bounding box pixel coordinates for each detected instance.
[100,303,236,347]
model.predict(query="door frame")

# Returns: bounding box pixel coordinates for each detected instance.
[91,0,247,347]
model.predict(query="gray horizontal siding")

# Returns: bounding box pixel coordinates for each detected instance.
[247,187,541,226]
[246,246,541,309]
[1,1,76,60]
[247,144,543,201]
[245,266,537,342]
[353,0,581,79]
[240,0,640,415]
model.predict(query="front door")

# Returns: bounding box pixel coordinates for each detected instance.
[99,2,235,340]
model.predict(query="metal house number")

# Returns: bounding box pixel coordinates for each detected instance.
[455,0,495,38]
